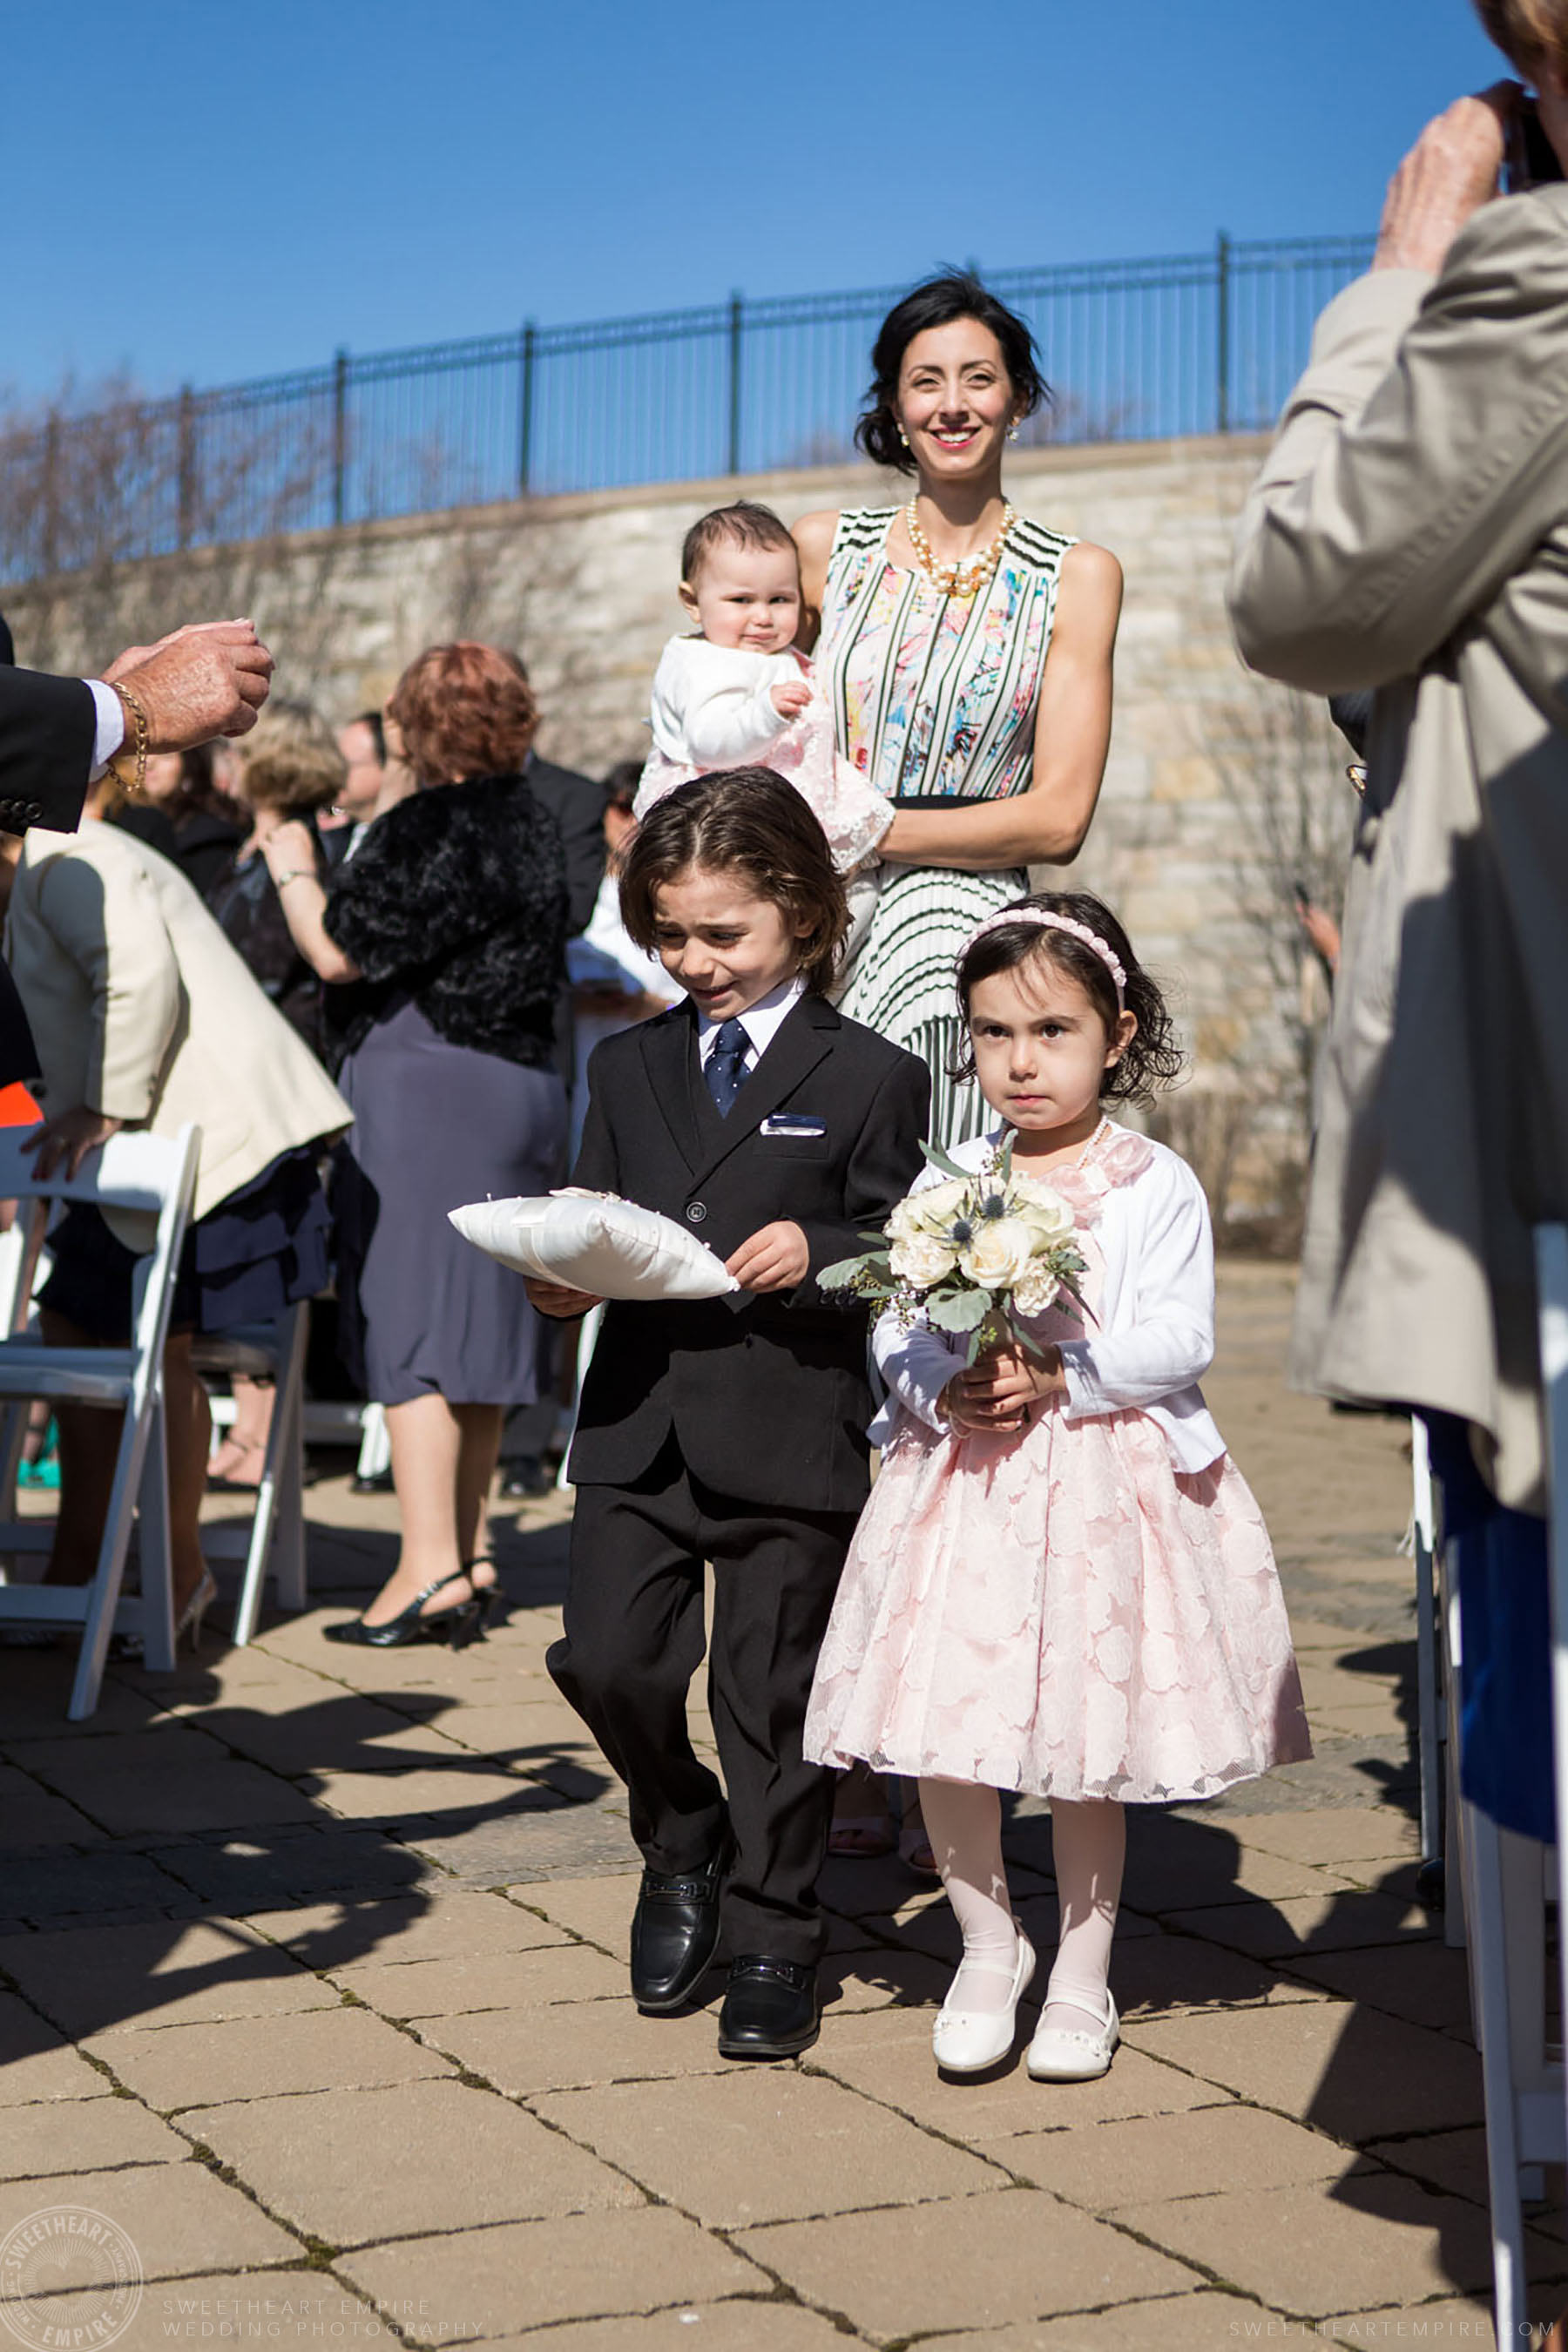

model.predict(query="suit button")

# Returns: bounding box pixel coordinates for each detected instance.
[25,803,41,821]
[686,1201,706,1224]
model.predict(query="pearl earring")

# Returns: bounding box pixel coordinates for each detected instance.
[1007,423,1019,442]
[897,425,909,447]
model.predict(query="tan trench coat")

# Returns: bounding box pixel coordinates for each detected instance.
[1228,184,1568,1512]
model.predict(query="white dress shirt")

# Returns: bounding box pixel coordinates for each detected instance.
[86,680,125,779]
[873,1125,1227,1473]
[696,974,807,1077]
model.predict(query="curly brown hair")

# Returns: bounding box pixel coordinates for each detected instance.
[618,767,848,997]
[951,889,1183,1105]
[386,642,539,786]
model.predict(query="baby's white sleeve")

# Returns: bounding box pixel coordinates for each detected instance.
[874,1306,962,1432]
[1057,1160,1215,1417]
[662,644,790,767]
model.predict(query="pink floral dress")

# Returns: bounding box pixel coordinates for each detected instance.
[804,1126,1311,1803]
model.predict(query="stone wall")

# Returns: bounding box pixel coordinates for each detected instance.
[3,437,1350,1236]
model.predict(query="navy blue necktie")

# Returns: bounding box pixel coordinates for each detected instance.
[705,1018,749,1115]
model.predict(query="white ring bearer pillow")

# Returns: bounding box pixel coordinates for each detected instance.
[449,1186,740,1301]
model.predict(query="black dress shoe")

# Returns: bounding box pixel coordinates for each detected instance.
[716,1956,820,2060]
[630,1842,729,2014]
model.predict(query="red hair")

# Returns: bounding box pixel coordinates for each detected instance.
[386,642,539,784]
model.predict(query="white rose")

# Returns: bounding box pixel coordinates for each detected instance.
[908,1176,970,1237]
[959,1217,1037,1290]
[886,1196,924,1247]
[889,1232,960,1288]
[1012,1259,1062,1316]
[1010,1179,1075,1246]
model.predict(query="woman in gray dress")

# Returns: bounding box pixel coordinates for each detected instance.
[263,642,569,1645]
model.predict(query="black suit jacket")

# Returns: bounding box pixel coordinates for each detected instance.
[525,755,605,936]
[0,667,94,836]
[525,754,609,1096]
[568,994,930,1513]
[0,668,96,1083]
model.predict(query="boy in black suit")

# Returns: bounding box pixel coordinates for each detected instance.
[529,769,929,2058]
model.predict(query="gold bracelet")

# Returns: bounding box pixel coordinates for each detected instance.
[105,681,150,799]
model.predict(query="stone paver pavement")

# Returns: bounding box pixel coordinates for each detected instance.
[0,1262,1560,2347]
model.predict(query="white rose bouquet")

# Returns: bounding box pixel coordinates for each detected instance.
[819,1137,1089,1364]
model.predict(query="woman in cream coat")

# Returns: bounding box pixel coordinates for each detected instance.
[3,811,350,1633]
[1227,11,1568,1842]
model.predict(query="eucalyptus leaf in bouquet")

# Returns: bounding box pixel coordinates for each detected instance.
[819,1135,1091,1364]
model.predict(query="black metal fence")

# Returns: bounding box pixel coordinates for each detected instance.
[0,233,1373,582]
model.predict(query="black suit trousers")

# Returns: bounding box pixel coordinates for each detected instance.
[548,1437,858,1965]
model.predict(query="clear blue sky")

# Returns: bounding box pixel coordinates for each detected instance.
[4,0,1504,408]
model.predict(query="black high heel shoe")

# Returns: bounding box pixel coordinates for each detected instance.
[322,1569,481,1649]
[463,1557,502,1637]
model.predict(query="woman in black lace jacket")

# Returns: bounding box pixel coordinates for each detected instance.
[265,642,569,1645]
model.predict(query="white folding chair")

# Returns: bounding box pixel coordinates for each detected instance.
[193,1301,310,1646]
[0,1122,199,1719]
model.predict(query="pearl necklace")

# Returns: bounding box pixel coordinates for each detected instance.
[904,497,1017,598]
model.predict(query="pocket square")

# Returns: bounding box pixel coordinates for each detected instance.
[760,1114,827,1138]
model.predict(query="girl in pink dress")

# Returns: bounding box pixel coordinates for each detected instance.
[804,891,1310,2080]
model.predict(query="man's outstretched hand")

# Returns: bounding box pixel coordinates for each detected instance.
[103,619,274,749]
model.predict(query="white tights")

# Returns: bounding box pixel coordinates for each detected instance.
[918,1777,1125,2031]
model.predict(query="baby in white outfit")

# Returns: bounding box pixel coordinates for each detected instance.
[636,501,891,963]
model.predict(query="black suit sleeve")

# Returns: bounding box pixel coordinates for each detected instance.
[528,760,606,936]
[0,668,96,835]
[570,1041,623,1194]
[792,1051,932,1308]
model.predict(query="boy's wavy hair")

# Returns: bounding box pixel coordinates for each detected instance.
[951,889,1183,1105]
[618,767,849,997]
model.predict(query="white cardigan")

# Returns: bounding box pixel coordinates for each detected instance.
[646,635,794,769]
[873,1125,1227,1473]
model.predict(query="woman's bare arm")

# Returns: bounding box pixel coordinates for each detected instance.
[792,508,841,653]
[259,817,361,983]
[880,540,1122,869]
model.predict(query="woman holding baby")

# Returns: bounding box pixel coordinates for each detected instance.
[795,270,1123,1149]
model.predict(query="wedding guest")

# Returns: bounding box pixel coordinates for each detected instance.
[794,274,1124,1867]
[1227,33,1568,1861]
[567,760,680,1158]
[208,700,344,1056]
[2,810,348,1638]
[265,642,570,1646]
[0,618,275,1081]
[494,663,607,1494]
[204,700,348,1491]
[794,274,1123,1146]
[322,710,415,862]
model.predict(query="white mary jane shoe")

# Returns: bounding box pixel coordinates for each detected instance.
[1026,1988,1119,2082]
[931,1927,1036,2075]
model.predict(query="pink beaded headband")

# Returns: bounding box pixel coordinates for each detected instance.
[961,908,1128,1008]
